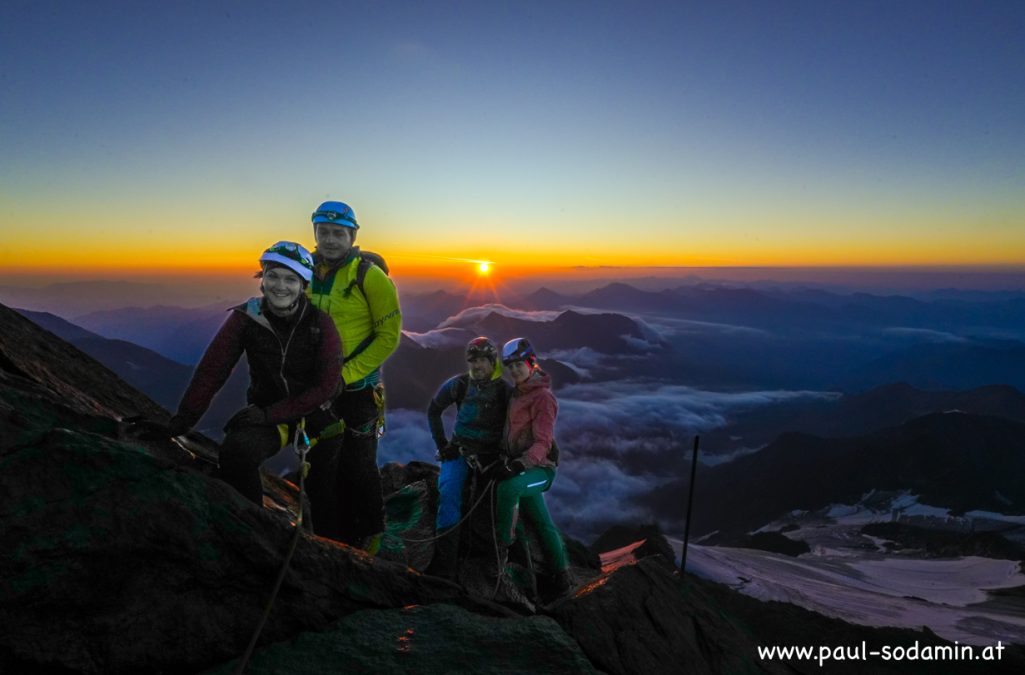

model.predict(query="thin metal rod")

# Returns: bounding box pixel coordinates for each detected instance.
[680,434,700,576]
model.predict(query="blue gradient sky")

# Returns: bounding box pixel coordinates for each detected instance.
[2,1,1024,279]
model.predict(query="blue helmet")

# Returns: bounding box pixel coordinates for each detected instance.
[312,200,359,230]
[259,241,315,283]
[502,337,537,367]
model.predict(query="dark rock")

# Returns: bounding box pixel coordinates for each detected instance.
[0,302,167,421]
[736,531,812,557]
[380,460,439,497]
[548,558,781,675]
[862,522,1025,561]
[0,423,472,674]
[203,603,598,674]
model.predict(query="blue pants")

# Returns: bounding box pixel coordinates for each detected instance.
[436,458,469,530]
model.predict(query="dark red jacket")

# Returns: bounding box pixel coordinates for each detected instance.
[174,295,342,429]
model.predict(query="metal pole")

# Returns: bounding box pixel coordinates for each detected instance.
[680,434,700,576]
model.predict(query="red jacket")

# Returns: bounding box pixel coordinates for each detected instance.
[504,370,558,468]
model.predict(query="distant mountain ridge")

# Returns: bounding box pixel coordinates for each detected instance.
[74,303,229,364]
[699,381,1025,454]
[662,411,1025,539]
[15,308,191,412]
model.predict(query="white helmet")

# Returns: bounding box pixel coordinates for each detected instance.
[259,241,314,283]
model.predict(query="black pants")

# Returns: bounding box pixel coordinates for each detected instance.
[218,410,343,543]
[332,386,386,544]
[218,424,282,505]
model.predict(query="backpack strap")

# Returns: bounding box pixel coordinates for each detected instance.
[355,256,373,297]
[340,251,389,361]
[343,252,388,299]
[453,373,470,407]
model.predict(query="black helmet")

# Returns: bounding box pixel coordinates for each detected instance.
[501,337,537,367]
[465,336,498,363]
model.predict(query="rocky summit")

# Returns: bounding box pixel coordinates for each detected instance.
[2,300,1024,674]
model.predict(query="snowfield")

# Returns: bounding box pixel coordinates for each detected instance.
[682,543,1025,645]
[670,491,1025,645]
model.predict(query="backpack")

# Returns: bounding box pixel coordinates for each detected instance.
[340,249,390,362]
[342,249,389,300]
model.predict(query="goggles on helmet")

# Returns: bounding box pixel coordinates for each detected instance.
[312,209,359,230]
[501,337,536,366]
[259,241,315,282]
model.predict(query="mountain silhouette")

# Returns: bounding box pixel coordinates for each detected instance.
[74,303,230,364]
[845,339,1025,391]
[16,308,192,411]
[658,411,1025,539]
[441,307,664,354]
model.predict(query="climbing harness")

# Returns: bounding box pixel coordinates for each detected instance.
[233,419,312,675]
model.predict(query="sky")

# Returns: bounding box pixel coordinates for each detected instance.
[2,0,1024,288]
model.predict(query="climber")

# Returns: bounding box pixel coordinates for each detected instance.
[489,337,573,600]
[168,242,344,537]
[425,336,513,580]
[307,200,402,554]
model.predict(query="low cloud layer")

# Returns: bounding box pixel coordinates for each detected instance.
[640,315,771,338]
[555,381,838,457]
[882,327,970,343]
[437,304,562,329]
[379,409,438,465]
[376,380,838,542]
[543,347,607,379]
[402,327,469,349]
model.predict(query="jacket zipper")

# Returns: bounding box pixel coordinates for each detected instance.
[276,302,307,397]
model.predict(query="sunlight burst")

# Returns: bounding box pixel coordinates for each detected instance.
[478,262,490,274]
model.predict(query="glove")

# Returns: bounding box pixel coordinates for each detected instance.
[436,442,460,462]
[224,405,268,433]
[486,458,526,483]
[167,415,191,438]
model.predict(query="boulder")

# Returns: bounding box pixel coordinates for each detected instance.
[0,422,478,674]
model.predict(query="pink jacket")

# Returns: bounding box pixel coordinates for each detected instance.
[504,370,558,468]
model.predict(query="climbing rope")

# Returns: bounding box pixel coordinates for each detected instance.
[399,455,501,544]
[233,420,312,675]
[400,477,496,544]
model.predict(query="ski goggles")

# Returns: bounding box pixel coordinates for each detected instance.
[265,242,314,270]
[312,209,359,229]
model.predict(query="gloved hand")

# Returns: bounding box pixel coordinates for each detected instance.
[224,405,268,433]
[436,442,461,462]
[485,458,526,483]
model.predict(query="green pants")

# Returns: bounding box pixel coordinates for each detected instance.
[495,466,568,571]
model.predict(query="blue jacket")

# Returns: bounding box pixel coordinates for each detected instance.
[427,367,512,454]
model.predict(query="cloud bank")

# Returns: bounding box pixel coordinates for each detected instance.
[437,304,562,329]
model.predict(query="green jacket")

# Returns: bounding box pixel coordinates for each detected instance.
[307,248,402,387]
